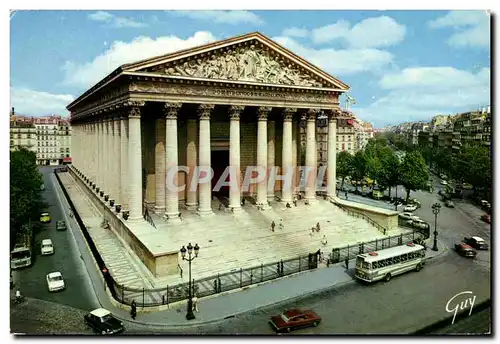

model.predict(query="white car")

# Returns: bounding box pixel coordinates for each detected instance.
[440,180,448,185]
[404,204,418,212]
[399,212,419,221]
[407,219,430,229]
[41,239,54,255]
[46,271,65,292]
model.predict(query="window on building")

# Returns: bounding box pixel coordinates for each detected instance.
[342,143,345,151]
[10,140,14,146]
[66,154,70,158]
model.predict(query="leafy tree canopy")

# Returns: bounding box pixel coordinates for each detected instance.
[399,151,429,201]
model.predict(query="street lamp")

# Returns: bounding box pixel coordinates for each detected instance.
[431,202,442,251]
[180,242,200,320]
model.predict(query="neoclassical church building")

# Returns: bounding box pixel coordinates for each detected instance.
[66,32,394,280]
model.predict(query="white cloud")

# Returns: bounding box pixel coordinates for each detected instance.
[281,27,309,38]
[355,66,490,126]
[88,11,148,28]
[306,16,406,48]
[273,36,394,76]
[61,31,217,89]
[169,10,264,25]
[428,10,490,48]
[11,87,74,116]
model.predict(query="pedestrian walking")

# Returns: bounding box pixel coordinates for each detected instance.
[345,191,348,200]
[316,222,321,232]
[311,226,315,235]
[130,300,137,320]
[293,198,298,207]
[192,295,199,312]
[286,202,291,208]
[271,221,275,232]
[321,235,328,246]
[345,259,349,269]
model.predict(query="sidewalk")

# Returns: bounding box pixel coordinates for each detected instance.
[52,171,449,328]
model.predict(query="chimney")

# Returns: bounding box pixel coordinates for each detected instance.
[11,107,14,117]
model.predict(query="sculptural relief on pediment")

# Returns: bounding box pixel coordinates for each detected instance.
[159,44,326,88]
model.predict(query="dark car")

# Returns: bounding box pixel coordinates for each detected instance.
[464,237,489,250]
[56,220,67,231]
[454,243,477,258]
[444,200,455,208]
[84,308,125,335]
[481,214,491,224]
[269,308,321,333]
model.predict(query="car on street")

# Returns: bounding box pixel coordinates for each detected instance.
[46,271,65,292]
[438,190,445,196]
[440,180,448,185]
[407,219,430,230]
[462,183,473,190]
[399,212,419,221]
[481,214,491,224]
[41,239,54,255]
[84,308,125,335]
[444,200,455,208]
[440,174,447,180]
[269,308,321,333]
[454,243,477,258]
[463,237,489,250]
[40,212,51,223]
[56,220,67,231]
[404,204,418,212]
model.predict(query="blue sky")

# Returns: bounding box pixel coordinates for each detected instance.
[10,10,490,127]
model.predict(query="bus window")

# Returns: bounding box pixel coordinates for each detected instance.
[394,255,401,263]
[372,261,378,269]
[401,254,407,262]
[362,262,371,269]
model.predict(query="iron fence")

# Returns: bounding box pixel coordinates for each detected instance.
[336,203,388,235]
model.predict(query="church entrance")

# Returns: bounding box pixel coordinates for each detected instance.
[211,149,230,198]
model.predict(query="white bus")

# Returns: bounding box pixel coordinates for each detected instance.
[355,242,426,283]
[10,233,32,269]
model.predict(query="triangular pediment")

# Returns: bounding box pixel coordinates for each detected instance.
[123,32,349,90]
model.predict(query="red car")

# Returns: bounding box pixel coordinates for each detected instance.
[481,214,491,224]
[269,308,321,333]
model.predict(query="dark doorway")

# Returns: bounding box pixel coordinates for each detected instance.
[211,150,230,198]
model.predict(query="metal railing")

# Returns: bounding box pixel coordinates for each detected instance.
[336,203,389,235]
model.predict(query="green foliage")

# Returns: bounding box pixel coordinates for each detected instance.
[399,151,429,202]
[351,151,367,190]
[336,151,353,190]
[454,145,491,192]
[10,148,44,239]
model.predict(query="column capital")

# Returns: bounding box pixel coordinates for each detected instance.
[283,108,296,122]
[257,107,272,121]
[229,105,244,120]
[306,109,320,121]
[164,102,182,119]
[121,100,145,119]
[197,104,215,120]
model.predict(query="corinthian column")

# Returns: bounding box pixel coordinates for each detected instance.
[120,114,129,212]
[97,119,104,189]
[292,117,299,197]
[185,118,198,210]
[164,103,181,220]
[197,104,215,216]
[113,116,121,206]
[127,102,145,221]
[256,107,271,208]
[305,109,319,202]
[281,108,295,204]
[229,106,244,211]
[154,116,166,214]
[104,117,111,198]
[327,110,338,199]
[267,120,275,201]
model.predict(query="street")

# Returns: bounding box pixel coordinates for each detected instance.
[10,253,490,334]
[11,166,98,311]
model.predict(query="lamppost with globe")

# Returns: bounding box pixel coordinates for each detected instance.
[180,243,199,320]
[431,202,441,251]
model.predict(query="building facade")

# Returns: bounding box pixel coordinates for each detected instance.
[68,32,350,225]
[10,110,38,154]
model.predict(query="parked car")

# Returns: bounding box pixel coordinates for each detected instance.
[438,190,445,196]
[404,204,418,212]
[371,190,383,200]
[269,309,321,333]
[399,212,419,221]
[462,183,473,190]
[46,271,65,292]
[481,214,491,224]
[407,219,430,230]
[455,243,477,258]
[56,220,67,231]
[440,180,448,185]
[40,212,51,223]
[84,308,125,335]
[41,239,54,255]
[444,200,455,208]
[463,237,489,250]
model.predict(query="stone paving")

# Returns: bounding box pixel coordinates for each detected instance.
[60,171,406,305]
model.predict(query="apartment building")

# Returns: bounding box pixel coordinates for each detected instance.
[9,108,72,165]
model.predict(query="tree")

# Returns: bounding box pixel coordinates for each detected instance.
[336,151,353,191]
[454,145,491,197]
[399,151,429,202]
[378,149,400,198]
[351,151,367,191]
[10,148,44,241]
